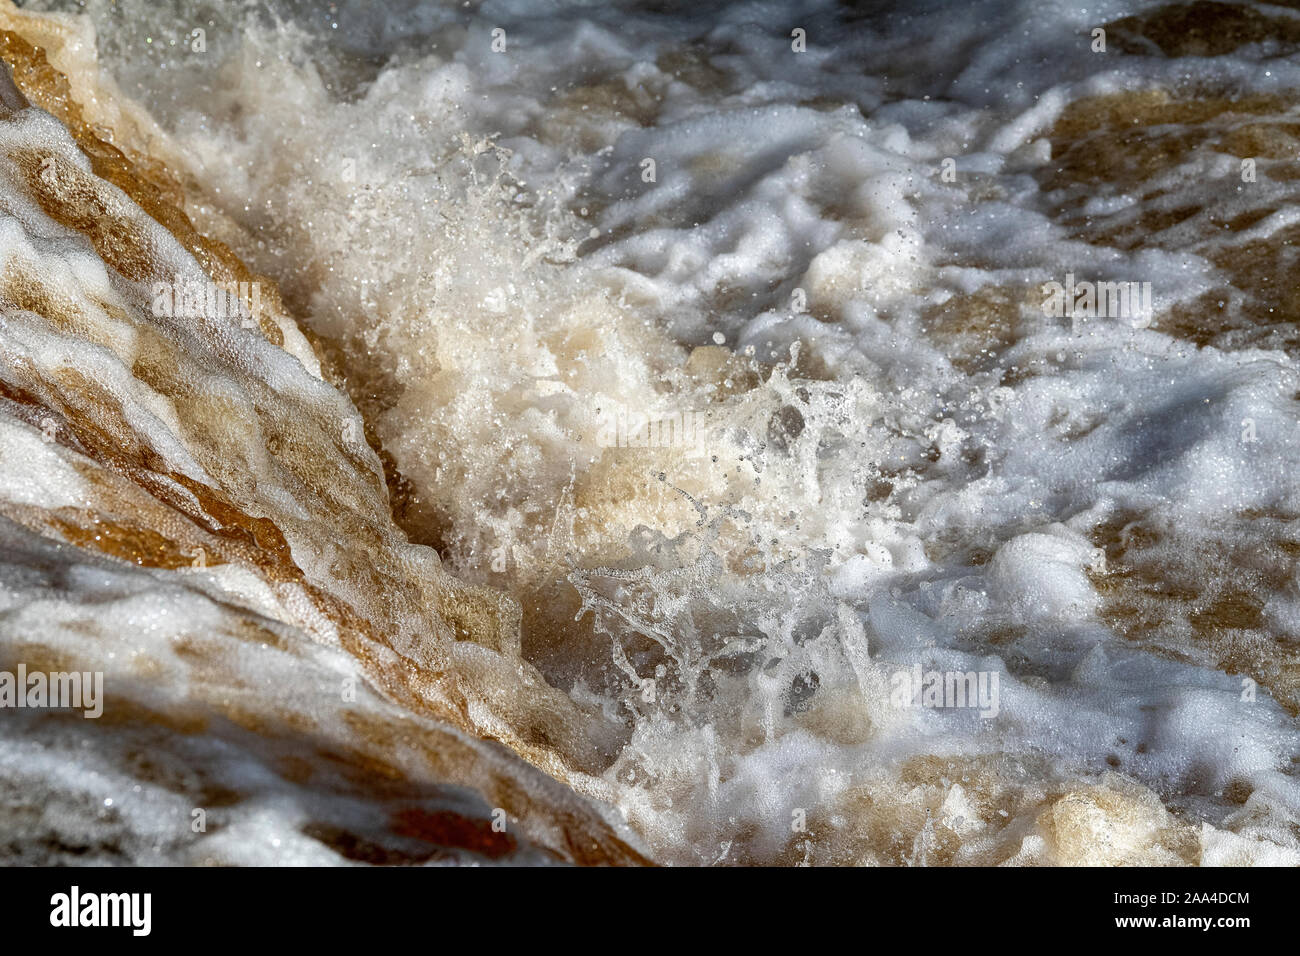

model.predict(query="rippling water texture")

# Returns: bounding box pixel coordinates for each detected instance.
[0,0,1298,865]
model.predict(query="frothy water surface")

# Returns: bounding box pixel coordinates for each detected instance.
[1,0,1299,864]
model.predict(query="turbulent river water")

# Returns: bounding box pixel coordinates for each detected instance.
[0,0,1298,865]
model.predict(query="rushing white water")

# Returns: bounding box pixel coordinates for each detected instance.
[2,0,1299,864]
